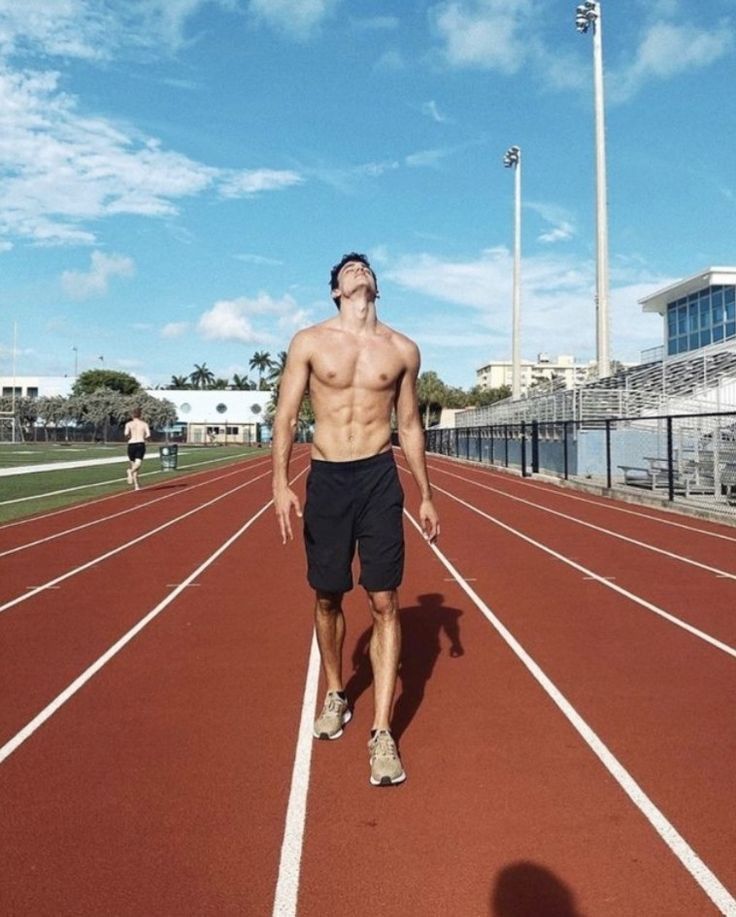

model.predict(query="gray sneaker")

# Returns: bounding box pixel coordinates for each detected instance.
[368,730,406,786]
[313,691,351,740]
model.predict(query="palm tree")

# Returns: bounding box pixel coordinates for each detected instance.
[190,362,215,390]
[169,375,190,389]
[249,351,273,390]
[231,373,254,390]
[212,377,230,389]
[417,371,446,428]
[267,350,288,386]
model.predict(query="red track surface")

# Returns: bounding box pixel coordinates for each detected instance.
[2,449,735,915]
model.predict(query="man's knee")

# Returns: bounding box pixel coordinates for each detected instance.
[315,590,343,616]
[367,590,398,621]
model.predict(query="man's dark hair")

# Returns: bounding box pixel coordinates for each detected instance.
[329,252,378,309]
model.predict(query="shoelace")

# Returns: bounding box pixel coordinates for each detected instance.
[324,694,342,714]
[371,731,397,759]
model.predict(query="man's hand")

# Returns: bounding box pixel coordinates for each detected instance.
[273,486,302,545]
[419,498,440,544]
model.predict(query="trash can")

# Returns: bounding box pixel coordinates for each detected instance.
[159,443,178,470]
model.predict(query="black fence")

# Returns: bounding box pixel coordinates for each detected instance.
[426,411,736,517]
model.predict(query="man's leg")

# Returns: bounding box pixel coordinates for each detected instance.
[131,457,142,489]
[313,590,352,740]
[314,590,346,692]
[366,589,400,731]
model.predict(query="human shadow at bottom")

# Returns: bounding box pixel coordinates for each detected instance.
[344,592,464,741]
[491,861,587,917]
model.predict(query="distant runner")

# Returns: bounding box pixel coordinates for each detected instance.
[124,407,150,492]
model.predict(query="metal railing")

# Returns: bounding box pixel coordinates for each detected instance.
[426,410,736,519]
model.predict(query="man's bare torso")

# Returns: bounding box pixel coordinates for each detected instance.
[304,318,411,462]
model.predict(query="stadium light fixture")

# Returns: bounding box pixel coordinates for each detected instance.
[576,0,610,379]
[503,145,522,400]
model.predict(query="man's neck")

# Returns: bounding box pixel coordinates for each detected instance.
[338,293,378,332]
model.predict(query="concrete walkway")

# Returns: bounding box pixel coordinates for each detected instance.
[0,453,160,477]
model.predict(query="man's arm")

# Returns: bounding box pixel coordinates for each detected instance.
[272,332,310,544]
[395,341,440,543]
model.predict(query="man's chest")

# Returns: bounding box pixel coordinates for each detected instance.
[310,343,404,391]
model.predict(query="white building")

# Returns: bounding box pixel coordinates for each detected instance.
[0,375,73,399]
[476,354,596,396]
[146,389,271,445]
[639,266,736,360]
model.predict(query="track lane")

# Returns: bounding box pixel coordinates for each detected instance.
[1,486,317,915]
[0,459,309,745]
[295,494,725,916]
[426,455,736,569]
[403,468,736,905]
[421,460,736,651]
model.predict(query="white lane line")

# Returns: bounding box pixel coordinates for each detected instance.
[271,632,321,917]
[402,509,736,917]
[0,470,274,616]
[426,455,736,544]
[0,458,274,559]
[404,471,736,661]
[0,487,286,766]
[428,463,736,581]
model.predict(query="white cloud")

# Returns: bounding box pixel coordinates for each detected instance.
[526,202,577,245]
[161,321,190,338]
[405,148,451,169]
[430,0,535,73]
[235,253,284,266]
[197,293,306,344]
[248,0,340,38]
[421,100,448,123]
[612,21,734,101]
[386,249,665,362]
[0,0,233,60]
[219,169,304,197]
[61,251,135,299]
[0,66,305,245]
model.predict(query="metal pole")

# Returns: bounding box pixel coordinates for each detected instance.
[504,146,522,399]
[11,321,18,444]
[592,3,610,379]
[512,152,522,399]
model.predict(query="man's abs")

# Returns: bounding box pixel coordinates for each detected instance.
[311,421,392,462]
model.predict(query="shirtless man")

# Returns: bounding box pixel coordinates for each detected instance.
[124,407,150,491]
[272,252,440,786]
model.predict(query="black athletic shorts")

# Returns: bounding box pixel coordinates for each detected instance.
[304,450,404,594]
[127,442,146,462]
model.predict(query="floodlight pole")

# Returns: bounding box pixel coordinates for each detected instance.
[504,145,522,400]
[577,0,611,379]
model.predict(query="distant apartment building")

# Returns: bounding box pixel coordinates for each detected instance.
[476,354,596,396]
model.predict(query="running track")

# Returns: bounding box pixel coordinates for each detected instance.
[1,448,735,916]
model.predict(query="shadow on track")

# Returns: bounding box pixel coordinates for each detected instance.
[345,592,464,740]
[491,861,586,917]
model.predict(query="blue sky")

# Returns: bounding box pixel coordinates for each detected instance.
[0,0,734,389]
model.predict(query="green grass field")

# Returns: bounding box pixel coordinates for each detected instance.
[0,445,268,524]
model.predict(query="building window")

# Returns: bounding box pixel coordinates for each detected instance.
[667,285,736,357]
[26,387,39,398]
[216,403,227,414]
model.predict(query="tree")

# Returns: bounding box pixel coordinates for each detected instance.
[190,363,215,389]
[212,377,230,389]
[72,369,141,396]
[416,371,446,428]
[249,351,273,390]
[466,384,511,407]
[267,350,287,387]
[169,375,190,389]
[231,373,254,390]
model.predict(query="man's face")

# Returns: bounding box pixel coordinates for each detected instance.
[335,260,377,299]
